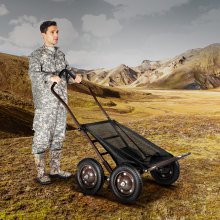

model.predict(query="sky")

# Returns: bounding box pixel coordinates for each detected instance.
[0,0,220,69]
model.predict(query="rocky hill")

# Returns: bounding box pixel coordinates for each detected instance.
[0,52,149,138]
[1,43,220,136]
[0,53,120,99]
[83,43,220,89]
[83,64,140,87]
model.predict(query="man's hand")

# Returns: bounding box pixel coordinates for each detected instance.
[74,74,82,84]
[50,76,61,83]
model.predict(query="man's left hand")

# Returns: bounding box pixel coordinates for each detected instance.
[74,74,82,84]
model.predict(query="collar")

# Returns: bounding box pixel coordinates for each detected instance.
[42,44,59,53]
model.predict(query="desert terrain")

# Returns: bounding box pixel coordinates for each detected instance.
[1,87,220,219]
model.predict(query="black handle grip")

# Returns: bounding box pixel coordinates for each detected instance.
[58,68,76,79]
[51,69,76,89]
[52,82,57,89]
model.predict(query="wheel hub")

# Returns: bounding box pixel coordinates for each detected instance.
[116,172,135,195]
[158,166,173,179]
[80,165,97,188]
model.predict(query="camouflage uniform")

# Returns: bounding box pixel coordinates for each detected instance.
[29,45,72,154]
[29,45,73,182]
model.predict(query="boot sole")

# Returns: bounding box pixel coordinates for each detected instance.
[34,177,52,185]
[49,174,72,179]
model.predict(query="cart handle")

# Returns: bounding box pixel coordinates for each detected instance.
[146,152,191,172]
[51,69,113,172]
[51,69,82,128]
[51,69,111,122]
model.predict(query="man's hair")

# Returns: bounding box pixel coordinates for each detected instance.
[40,21,57,33]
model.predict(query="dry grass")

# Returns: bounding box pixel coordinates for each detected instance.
[0,89,220,219]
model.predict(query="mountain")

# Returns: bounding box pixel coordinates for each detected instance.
[83,64,139,87]
[148,43,220,89]
[0,53,32,98]
[0,53,33,138]
[83,43,220,89]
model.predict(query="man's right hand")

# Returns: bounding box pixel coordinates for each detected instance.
[50,76,61,83]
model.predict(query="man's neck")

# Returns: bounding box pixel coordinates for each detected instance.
[44,43,55,47]
[44,44,57,51]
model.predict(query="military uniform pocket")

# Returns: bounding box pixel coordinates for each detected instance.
[33,109,52,145]
[33,109,47,131]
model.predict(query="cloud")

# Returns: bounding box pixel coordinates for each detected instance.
[73,7,220,69]
[52,18,79,46]
[50,0,67,2]
[5,16,79,49]
[8,15,41,48]
[82,14,122,38]
[141,7,220,61]
[0,4,9,16]
[66,48,144,69]
[191,8,220,26]
[179,7,220,48]
[9,15,37,25]
[0,41,32,56]
[0,15,79,56]
[103,0,189,19]
[9,22,41,48]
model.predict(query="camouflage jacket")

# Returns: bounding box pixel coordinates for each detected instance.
[28,45,72,109]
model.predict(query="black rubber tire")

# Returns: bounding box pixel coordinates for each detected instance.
[150,161,180,185]
[76,158,104,195]
[110,165,143,203]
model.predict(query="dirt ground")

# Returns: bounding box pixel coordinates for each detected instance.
[0,89,220,219]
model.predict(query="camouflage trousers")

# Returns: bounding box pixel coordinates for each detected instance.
[32,103,67,154]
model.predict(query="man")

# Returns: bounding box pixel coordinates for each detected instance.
[28,21,82,185]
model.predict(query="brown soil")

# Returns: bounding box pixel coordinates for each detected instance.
[0,90,220,219]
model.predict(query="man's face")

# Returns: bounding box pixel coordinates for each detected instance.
[42,25,59,46]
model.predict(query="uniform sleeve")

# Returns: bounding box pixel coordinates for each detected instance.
[28,53,52,84]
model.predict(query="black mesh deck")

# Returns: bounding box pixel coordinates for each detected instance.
[82,120,170,167]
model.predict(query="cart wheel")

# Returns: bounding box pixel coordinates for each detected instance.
[150,161,180,185]
[76,158,104,195]
[110,165,143,203]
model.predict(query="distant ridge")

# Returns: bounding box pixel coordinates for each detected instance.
[82,43,220,89]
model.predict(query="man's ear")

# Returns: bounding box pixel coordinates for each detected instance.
[41,33,46,39]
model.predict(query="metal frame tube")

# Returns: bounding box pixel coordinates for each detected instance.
[51,69,113,173]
